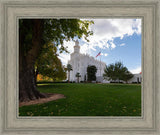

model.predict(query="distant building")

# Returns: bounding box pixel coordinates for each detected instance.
[68,40,106,82]
[128,72,142,83]
[102,73,142,84]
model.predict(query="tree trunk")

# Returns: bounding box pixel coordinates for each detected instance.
[34,68,39,86]
[19,67,46,102]
[68,71,70,83]
[19,19,47,102]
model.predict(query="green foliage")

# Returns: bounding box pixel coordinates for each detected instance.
[103,61,133,82]
[35,42,66,81]
[20,19,93,81]
[87,65,97,81]
[75,72,81,77]
[19,83,141,116]
[42,19,93,53]
[19,19,94,101]
[67,64,73,83]
[75,72,81,83]
[122,71,134,83]
[19,19,93,55]
[67,64,73,72]
[84,75,87,82]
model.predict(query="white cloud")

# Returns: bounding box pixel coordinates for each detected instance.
[110,42,116,49]
[61,40,75,53]
[58,19,141,65]
[57,40,75,66]
[120,43,125,46]
[130,66,141,74]
[58,53,70,66]
[132,19,141,34]
[80,19,141,51]
[101,53,108,57]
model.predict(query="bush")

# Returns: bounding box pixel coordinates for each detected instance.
[132,82,141,84]
[87,65,97,81]
[37,81,68,84]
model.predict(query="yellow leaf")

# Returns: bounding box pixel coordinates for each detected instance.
[133,109,136,112]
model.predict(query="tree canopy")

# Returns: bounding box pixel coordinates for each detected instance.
[19,19,93,55]
[103,61,133,83]
[35,42,66,82]
[87,65,97,81]
[19,19,93,101]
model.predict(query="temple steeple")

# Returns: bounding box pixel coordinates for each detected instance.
[74,39,80,53]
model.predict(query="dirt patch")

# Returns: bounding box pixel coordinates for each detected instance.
[19,93,65,107]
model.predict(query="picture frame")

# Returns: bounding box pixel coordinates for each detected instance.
[0,0,159,135]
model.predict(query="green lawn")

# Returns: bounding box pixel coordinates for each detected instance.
[19,83,141,116]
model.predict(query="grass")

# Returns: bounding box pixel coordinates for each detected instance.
[19,83,141,116]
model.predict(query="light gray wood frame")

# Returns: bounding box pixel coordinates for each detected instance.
[0,0,160,135]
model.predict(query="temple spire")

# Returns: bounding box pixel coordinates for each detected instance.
[75,39,79,46]
[74,39,80,53]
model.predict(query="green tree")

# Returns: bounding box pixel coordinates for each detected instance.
[103,64,116,81]
[87,65,97,82]
[19,19,93,102]
[103,61,133,83]
[114,62,126,82]
[75,72,81,83]
[35,42,66,82]
[84,75,87,82]
[122,71,134,83]
[67,64,73,83]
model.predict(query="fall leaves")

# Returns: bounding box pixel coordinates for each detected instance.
[19,83,141,116]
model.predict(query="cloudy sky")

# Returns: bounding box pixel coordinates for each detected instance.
[58,19,141,74]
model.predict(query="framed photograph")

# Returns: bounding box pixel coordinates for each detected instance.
[0,0,160,135]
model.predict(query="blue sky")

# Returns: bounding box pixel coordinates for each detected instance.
[58,19,141,74]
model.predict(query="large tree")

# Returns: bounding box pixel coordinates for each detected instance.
[87,65,97,82]
[19,19,93,102]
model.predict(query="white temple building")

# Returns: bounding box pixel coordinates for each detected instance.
[68,40,106,82]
